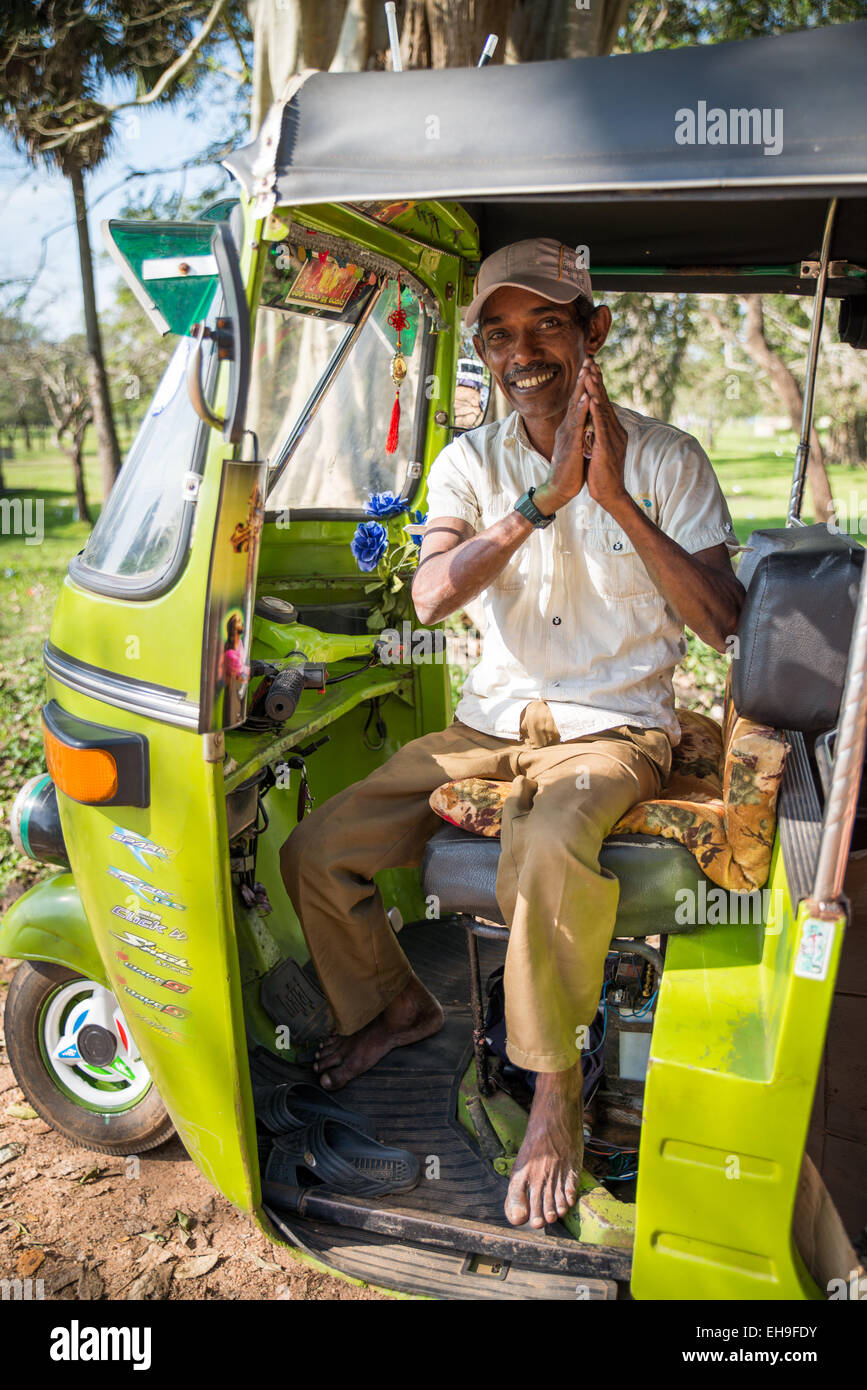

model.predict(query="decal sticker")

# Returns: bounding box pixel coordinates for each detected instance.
[280,253,364,312]
[110,903,187,940]
[201,461,267,733]
[110,826,173,871]
[129,1009,187,1045]
[108,866,186,910]
[794,916,837,982]
[115,951,192,994]
[119,984,190,1020]
[109,930,192,974]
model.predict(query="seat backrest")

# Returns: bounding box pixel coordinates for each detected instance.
[733,526,864,733]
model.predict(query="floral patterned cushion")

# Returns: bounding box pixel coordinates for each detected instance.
[430,776,511,837]
[428,703,790,893]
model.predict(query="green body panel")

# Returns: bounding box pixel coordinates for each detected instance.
[632,842,840,1299]
[0,873,108,985]
[41,674,260,1209]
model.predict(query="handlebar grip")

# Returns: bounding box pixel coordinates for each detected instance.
[263,667,306,722]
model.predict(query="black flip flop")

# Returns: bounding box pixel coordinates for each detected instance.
[254,1080,377,1138]
[263,1117,420,1202]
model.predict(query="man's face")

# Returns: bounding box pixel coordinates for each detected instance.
[473,286,591,425]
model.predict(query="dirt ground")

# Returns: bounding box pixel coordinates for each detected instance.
[0,956,384,1303]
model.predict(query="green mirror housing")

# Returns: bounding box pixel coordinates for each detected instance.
[101,218,220,337]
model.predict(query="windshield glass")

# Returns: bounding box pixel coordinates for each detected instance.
[264,279,426,513]
[78,329,216,584]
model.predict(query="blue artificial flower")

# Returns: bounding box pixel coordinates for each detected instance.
[364,490,407,519]
[350,520,389,572]
[406,509,428,548]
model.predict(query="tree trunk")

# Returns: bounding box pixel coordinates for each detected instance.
[69,165,121,502]
[507,0,629,61]
[329,0,372,71]
[68,426,92,526]
[401,1,515,69]
[249,0,354,132]
[740,295,834,524]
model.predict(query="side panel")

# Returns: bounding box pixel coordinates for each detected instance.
[44,677,259,1211]
[632,842,842,1299]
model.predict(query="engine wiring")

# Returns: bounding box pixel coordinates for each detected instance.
[583,953,658,1185]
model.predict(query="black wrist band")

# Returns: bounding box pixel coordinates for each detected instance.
[514,487,556,528]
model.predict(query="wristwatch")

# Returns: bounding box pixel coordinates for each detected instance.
[514,487,556,528]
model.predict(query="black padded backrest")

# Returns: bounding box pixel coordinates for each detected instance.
[736,523,862,591]
[733,527,864,732]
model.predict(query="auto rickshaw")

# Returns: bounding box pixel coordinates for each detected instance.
[3,20,867,1301]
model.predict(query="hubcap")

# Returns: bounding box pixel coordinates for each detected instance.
[77,1023,118,1067]
[41,979,151,1111]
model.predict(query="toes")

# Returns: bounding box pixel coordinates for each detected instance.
[555,1172,574,1218]
[564,1166,580,1209]
[542,1175,559,1227]
[527,1173,547,1230]
[504,1171,530,1227]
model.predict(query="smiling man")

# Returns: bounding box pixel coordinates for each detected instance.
[281,237,743,1232]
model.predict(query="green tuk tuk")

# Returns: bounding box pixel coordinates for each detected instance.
[3,19,867,1300]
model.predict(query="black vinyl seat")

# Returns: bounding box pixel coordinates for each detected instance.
[421,822,711,937]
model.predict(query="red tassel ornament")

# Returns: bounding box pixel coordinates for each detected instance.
[386,394,401,454]
[385,274,408,456]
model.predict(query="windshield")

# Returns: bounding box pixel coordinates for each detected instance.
[263,280,426,513]
[77,329,216,586]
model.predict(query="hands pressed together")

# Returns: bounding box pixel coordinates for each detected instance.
[538,356,629,517]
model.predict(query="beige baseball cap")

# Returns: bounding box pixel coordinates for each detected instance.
[466,237,593,330]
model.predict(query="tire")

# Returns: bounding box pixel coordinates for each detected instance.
[4,961,175,1156]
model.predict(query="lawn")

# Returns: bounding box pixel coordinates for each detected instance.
[2,418,866,897]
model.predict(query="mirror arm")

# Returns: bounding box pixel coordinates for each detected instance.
[187,320,229,432]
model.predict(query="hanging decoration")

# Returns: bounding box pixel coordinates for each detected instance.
[386,274,409,455]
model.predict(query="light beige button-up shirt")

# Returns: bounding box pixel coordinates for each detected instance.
[424,406,737,746]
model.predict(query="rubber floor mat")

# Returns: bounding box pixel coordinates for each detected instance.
[254,922,625,1299]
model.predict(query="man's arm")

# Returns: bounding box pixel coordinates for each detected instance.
[411,512,538,626]
[601,498,744,651]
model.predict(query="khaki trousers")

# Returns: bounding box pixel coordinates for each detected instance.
[280,700,671,1073]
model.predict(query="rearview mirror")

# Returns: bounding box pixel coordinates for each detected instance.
[101,218,220,337]
[186,222,251,446]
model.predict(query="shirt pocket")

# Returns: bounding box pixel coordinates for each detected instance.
[581,527,656,601]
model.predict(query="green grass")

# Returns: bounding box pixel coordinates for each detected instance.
[2,418,866,897]
[708,421,867,541]
[0,427,122,898]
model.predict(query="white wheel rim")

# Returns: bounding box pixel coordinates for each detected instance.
[41,978,151,1110]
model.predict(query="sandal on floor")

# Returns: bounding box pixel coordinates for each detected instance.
[248,1044,311,1089]
[254,1081,377,1137]
[263,1117,420,1201]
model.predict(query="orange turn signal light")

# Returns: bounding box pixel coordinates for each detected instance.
[43,725,119,804]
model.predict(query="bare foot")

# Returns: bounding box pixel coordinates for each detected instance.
[504,1064,584,1229]
[313,973,444,1091]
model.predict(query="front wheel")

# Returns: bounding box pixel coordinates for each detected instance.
[4,962,174,1155]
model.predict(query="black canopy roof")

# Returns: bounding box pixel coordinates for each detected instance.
[224,22,867,295]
